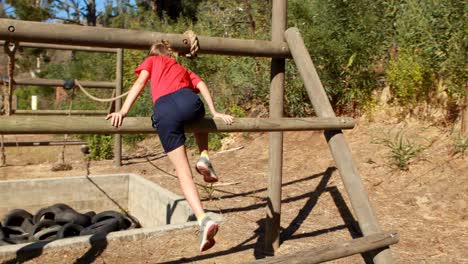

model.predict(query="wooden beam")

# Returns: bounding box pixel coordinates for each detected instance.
[0,19,290,58]
[0,40,118,53]
[0,116,355,134]
[249,231,399,264]
[9,110,108,115]
[114,48,123,167]
[285,27,394,263]
[12,78,115,89]
[2,141,86,147]
[265,0,287,255]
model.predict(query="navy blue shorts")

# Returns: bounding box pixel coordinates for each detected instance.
[151,88,205,153]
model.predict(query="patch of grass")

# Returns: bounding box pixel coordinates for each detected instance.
[375,130,427,170]
[200,184,216,200]
[451,132,467,158]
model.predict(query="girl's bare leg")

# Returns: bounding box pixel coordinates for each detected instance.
[166,144,204,217]
[194,132,209,153]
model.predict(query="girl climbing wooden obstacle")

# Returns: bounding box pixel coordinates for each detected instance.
[106,41,234,252]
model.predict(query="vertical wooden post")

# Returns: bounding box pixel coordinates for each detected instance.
[3,41,17,116]
[462,87,468,137]
[114,48,123,166]
[285,27,394,263]
[265,0,287,255]
[0,135,5,167]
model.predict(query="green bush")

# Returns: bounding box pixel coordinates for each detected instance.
[87,135,114,160]
[386,50,424,106]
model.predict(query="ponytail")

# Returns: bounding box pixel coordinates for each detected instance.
[148,40,174,57]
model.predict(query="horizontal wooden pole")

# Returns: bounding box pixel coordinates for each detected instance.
[2,140,86,147]
[10,110,108,116]
[0,19,290,58]
[10,78,115,89]
[0,40,118,53]
[0,116,355,134]
[249,231,399,264]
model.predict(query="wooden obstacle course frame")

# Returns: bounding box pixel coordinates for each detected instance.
[0,4,397,263]
[0,41,123,165]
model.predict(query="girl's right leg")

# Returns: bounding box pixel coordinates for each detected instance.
[166,144,204,217]
[166,144,218,252]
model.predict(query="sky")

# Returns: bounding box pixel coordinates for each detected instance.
[2,0,138,20]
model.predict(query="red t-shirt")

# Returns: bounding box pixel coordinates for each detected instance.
[135,56,202,104]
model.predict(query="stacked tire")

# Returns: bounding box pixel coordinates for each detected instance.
[0,204,139,246]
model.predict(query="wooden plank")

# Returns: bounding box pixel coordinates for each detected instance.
[285,27,394,263]
[265,0,287,255]
[2,141,86,147]
[9,110,108,115]
[0,18,290,58]
[0,116,355,134]
[249,231,399,264]
[13,78,115,89]
[0,40,118,53]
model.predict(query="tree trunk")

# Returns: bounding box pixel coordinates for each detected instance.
[243,0,256,35]
[152,0,158,16]
[86,0,97,26]
[462,89,468,137]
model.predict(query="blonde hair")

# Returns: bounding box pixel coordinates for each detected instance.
[148,40,174,57]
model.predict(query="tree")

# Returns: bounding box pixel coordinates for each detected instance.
[5,0,53,21]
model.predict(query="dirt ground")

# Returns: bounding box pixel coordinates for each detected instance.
[0,110,466,264]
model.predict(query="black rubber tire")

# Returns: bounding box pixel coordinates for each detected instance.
[92,211,128,230]
[80,219,119,236]
[55,210,91,227]
[2,226,26,238]
[33,207,56,224]
[1,209,34,233]
[121,216,138,230]
[29,219,59,240]
[84,211,96,218]
[0,222,4,240]
[32,225,62,241]
[0,239,13,246]
[3,233,30,244]
[57,223,84,238]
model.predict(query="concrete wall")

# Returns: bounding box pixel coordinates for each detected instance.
[0,174,129,217]
[0,173,194,228]
[128,174,193,227]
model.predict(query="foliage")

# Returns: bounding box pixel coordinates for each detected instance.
[228,104,246,118]
[288,0,388,115]
[87,135,113,160]
[386,50,424,106]
[5,0,53,21]
[185,132,227,152]
[375,130,427,170]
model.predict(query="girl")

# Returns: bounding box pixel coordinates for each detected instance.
[106,42,233,252]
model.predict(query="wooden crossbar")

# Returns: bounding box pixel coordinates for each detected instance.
[0,116,355,134]
[6,110,108,116]
[12,78,115,89]
[2,140,86,147]
[249,231,399,264]
[0,19,290,58]
[0,40,118,53]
